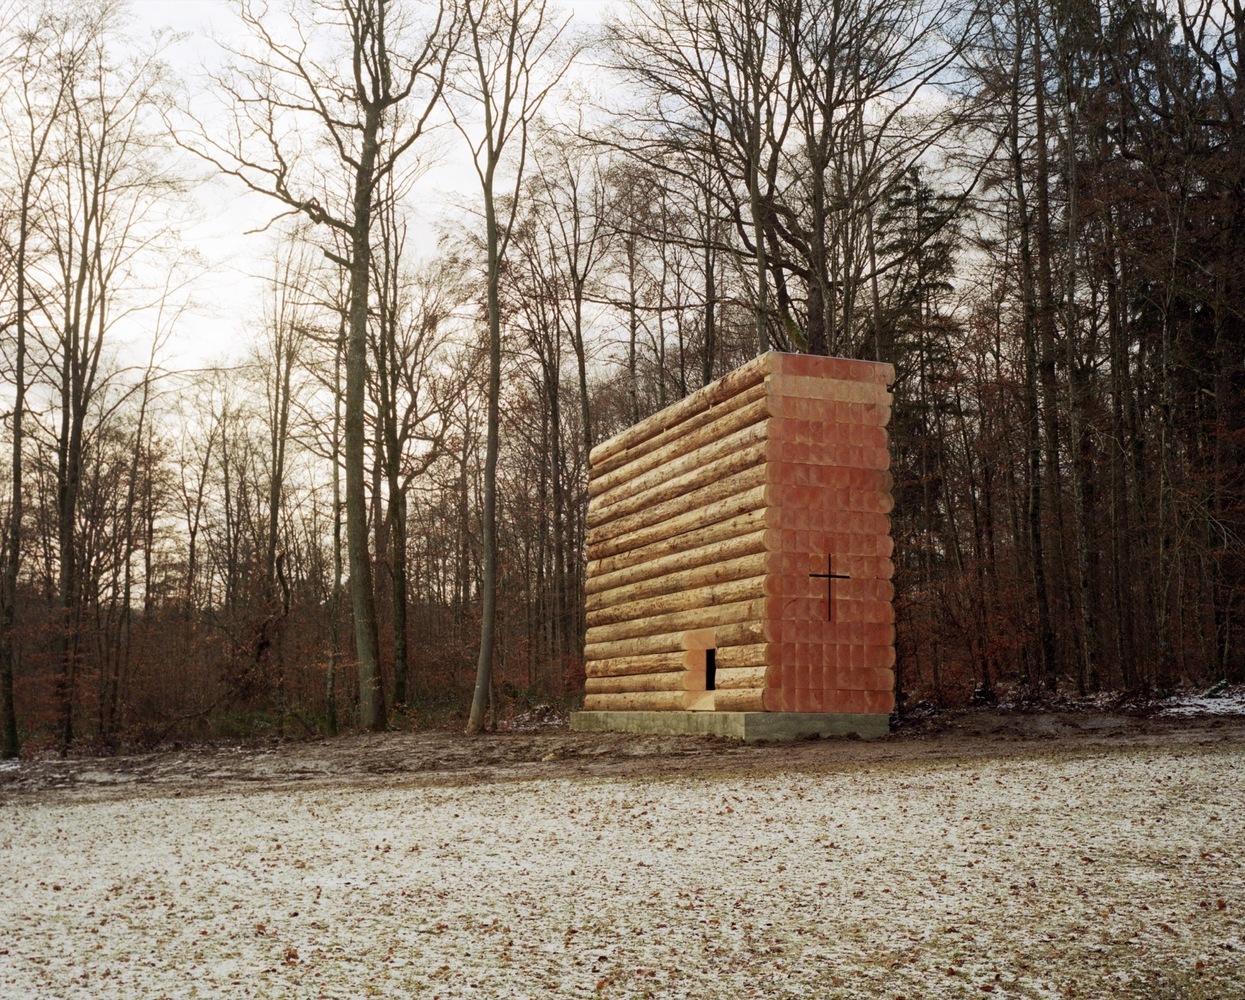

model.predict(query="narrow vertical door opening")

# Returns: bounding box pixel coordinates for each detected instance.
[682,629,716,711]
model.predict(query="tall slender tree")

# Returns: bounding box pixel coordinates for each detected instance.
[186,0,455,729]
[450,0,571,734]
[0,1,78,757]
[32,3,184,749]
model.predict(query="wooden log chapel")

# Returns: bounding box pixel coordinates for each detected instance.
[576,352,895,736]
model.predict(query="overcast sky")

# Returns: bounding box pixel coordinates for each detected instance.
[123,0,617,372]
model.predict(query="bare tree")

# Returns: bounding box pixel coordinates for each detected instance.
[184,0,455,729]
[531,123,610,455]
[23,3,186,750]
[606,0,796,353]
[0,0,77,758]
[607,0,975,357]
[254,233,317,729]
[370,189,459,708]
[450,0,571,734]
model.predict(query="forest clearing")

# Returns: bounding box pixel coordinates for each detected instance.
[2,708,1243,998]
[1,6,1243,991]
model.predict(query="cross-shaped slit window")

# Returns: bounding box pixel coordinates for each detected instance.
[809,555,850,622]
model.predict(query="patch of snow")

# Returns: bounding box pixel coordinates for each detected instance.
[502,705,567,731]
[1159,691,1245,717]
[76,771,138,785]
[0,744,1241,997]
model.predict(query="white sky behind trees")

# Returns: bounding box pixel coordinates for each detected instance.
[126,0,615,371]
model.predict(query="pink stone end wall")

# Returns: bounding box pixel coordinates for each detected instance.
[761,353,895,715]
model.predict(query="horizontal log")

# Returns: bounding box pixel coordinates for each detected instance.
[714,665,770,689]
[584,632,681,661]
[764,396,893,428]
[716,643,769,668]
[589,354,770,468]
[584,618,767,662]
[588,478,896,561]
[774,442,892,472]
[683,629,714,651]
[767,515,897,555]
[588,550,768,615]
[766,491,895,527]
[586,594,765,646]
[770,575,893,608]
[761,545,893,582]
[768,371,893,404]
[586,482,767,561]
[586,511,768,585]
[585,567,766,630]
[590,396,771,495]
[763,460,895,497]
[584,671,687,694]
[580,664,776,696]
[591,382,770,484]
[585,651,685,678]
[589,429,767,528]
[771,415,891,448]
[587,527,768,599]
[582,690,687,712]
[587,462,767,547]
[762,687,894,715]
[769,624,894,647]
[712,689,765,712]
[762,574,896,602]
[715,621,769,647]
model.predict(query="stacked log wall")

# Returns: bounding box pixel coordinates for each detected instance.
[582,352,895,715]
[583,356,772,712]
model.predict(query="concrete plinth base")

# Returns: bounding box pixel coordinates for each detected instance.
[570,711,889,742]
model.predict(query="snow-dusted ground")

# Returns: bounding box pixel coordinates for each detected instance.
[1159,692,1245,717]
[2,743,1243,999]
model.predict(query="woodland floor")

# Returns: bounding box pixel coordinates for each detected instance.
[1,703,1243,998]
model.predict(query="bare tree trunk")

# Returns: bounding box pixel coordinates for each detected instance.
[326,324,345,735]
[458,0,570,734]
[626,232,641,423]
[702,194,717,386]
[571,296,593,452]
[1030,24,1067,692]
[470,181,503,734]
[0,32,65,754]
[1056,52,1098,695]
[390,487,410,707]
[0,165,33,759]
[347,104,385,730]
[1008,0,1055,691]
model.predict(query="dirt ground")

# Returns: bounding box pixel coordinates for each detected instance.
[3,706,1243,805]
